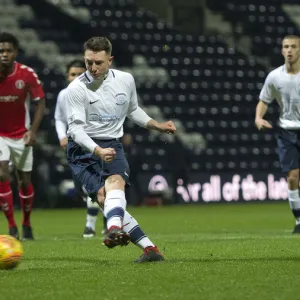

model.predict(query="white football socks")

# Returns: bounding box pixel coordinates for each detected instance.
[104,190,126,229]
[86,199,100,230]
[288,189,300,224]
[122,210,155,249]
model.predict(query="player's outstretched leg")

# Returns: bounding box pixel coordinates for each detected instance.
[100,183,164,261]
[83,198,100,238]
[0,181,19,239]
[19,182,34,240]
[102,207,164,262]
[122,210,164,263]
[102,188,131,248]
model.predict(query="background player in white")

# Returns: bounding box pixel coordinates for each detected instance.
[0,32,45,240]
[66,36,176,262]
[256,35,300,233]
[55,59,104,238]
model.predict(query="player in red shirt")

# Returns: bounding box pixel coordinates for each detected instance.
[0,32,45,240]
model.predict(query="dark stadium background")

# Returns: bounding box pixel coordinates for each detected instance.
[4,0,296,207]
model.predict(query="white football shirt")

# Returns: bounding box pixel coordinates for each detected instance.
[66,69,151,152]
[54,88,68,140]
[259,64,300,129]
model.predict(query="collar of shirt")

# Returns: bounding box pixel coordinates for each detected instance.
[85,70,110,83]
[283,64,300,76]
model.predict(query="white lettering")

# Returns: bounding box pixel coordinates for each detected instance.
[0,95,18,102]
[202,175,221,202]
[177,186,190,202]
[222,175,241,202]
[187,183,201,202]
[148,173,288,203]
[257,181,267,200]
[268,174,288,200]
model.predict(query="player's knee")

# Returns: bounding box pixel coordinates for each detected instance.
[105,174,125,191]
[287,170,299,186]
[97,188,105,205]
[18,177,31,189]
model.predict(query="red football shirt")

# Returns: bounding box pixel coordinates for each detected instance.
[0,62,45,138]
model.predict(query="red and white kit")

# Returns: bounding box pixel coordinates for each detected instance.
[0,62,45,171]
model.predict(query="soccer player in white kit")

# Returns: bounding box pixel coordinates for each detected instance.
[66,37,176,262]
[256,35,300,233]
[55,59,105,238]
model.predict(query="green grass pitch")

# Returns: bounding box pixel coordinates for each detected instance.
[0,202,299,300]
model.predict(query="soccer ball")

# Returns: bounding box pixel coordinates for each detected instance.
[0,235,23,270]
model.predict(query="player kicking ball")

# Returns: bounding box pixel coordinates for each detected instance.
[65,36,176,262]
[0,32,45,240]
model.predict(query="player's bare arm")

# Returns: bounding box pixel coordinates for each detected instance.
[59,137,68,149]
[146,119,176,134]
[24,98,46,146]
[255,100,273,131]
[127,107,176,134]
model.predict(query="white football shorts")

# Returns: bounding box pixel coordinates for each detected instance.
[0,136,33,172]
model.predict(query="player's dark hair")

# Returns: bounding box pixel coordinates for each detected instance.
[66,59,85,73]
[83,37,112,55]
[0,32,19,49]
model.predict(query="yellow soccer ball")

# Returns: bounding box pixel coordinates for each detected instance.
[0,235,23,270]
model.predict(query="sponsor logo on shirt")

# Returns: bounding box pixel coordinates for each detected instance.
[89,114,120,122]
[0,95,18,102]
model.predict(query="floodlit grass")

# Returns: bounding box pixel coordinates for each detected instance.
[0,202,299,300]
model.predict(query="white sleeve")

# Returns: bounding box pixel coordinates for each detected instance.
[55,120,68,140]
[66,85,98,153]
[126,74,151,127]
[54,90,68,140]
[127,106,152,128]
[259,73,275,104]
[127,74,138,115]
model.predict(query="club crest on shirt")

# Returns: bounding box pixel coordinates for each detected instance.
[115,93,126,105]
[15,80,25,89]
[15,79,25,90]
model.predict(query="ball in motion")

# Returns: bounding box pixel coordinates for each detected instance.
[0,235,23,270]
